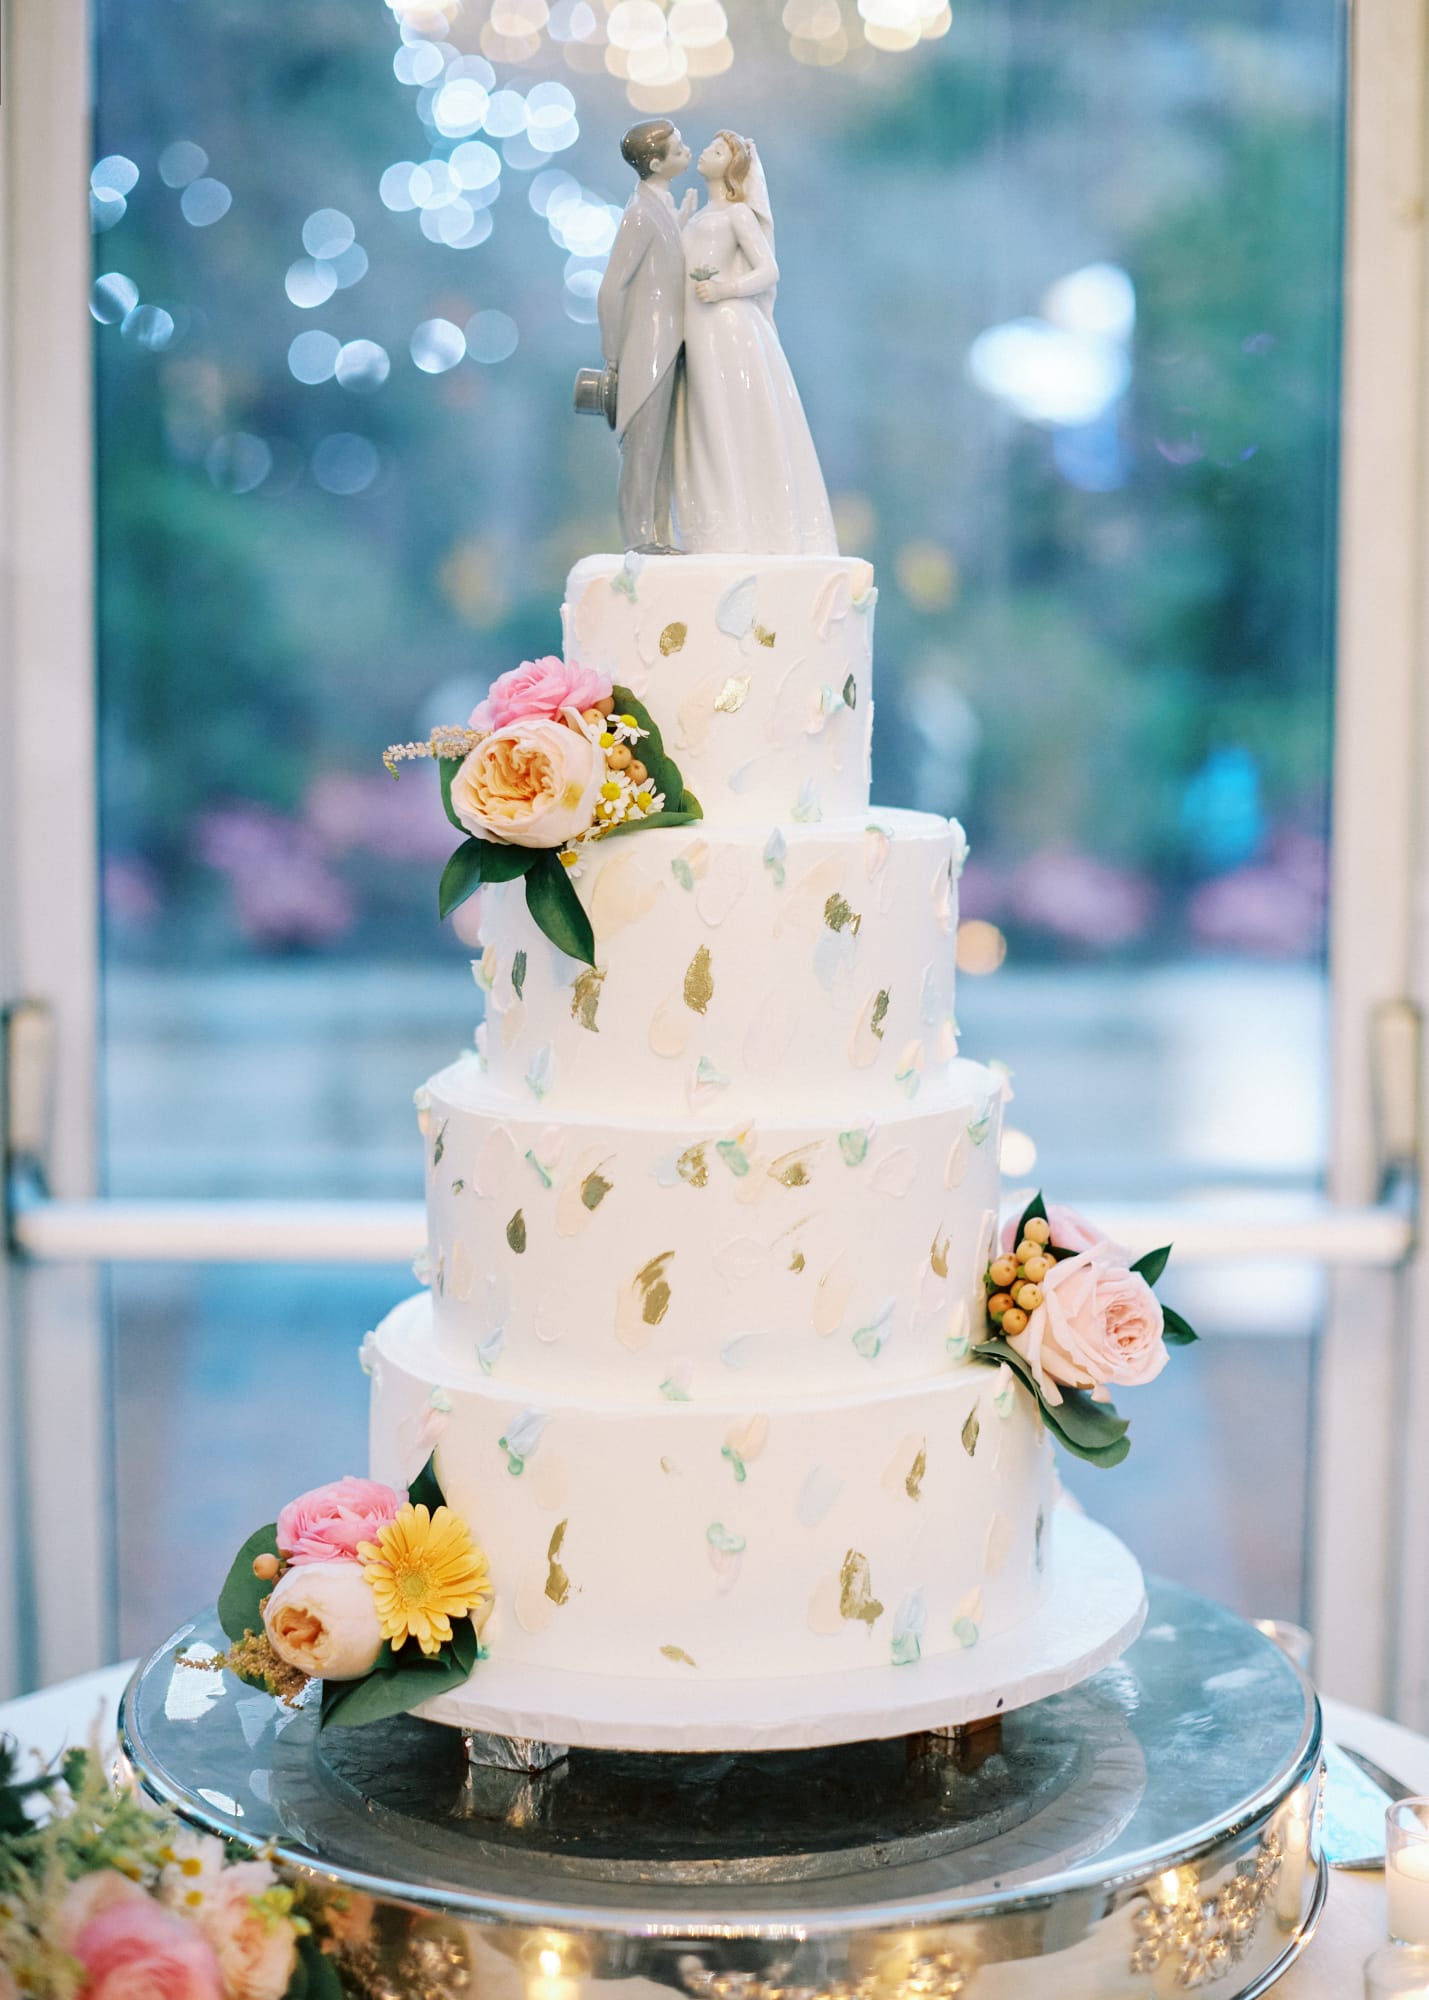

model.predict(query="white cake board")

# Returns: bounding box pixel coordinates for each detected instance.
[414,1510,1146,1753]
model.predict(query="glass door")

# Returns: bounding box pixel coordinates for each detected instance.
[9,0,1425,1712]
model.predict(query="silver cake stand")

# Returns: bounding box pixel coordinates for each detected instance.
[121,1576,1324,1999]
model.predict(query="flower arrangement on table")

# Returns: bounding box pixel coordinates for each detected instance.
[214,1457,490,1730]
[971,1194,1199,1466]
[0,1736,354,1998]
[384,654,701,966]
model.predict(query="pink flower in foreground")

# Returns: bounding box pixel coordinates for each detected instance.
[193,1864,299,2000]
[469,655,612,732]
[276,1475,401,1566]
[54,1870,150,1950]
[1001,1201,1125,1260]
[1005,1239,1168,1406]
[71,1896,224,2000]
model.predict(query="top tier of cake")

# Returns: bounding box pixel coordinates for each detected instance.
[561,551,875,825]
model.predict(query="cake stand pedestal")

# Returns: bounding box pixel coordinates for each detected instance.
[120,1572,1325,2000]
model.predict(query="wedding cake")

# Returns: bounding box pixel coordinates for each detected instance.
[215,118,1187,1745]
[365,548,1052,1691]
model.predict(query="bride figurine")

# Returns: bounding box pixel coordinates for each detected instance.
[671,132,838,558]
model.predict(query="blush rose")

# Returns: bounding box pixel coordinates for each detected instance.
[263,1558,385,1680]
[1005,1239,1168,1405]
[276,1474,401,1567]
[449,712,604,849]
[469,656,612,732]
[70,1896,225,2000]
[1000,1201,1128,1261]
[193,1863,298,2000]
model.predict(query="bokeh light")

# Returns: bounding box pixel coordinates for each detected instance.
[120,304,176,352]
[157,141,208,188]
[285,257,338,309]
[334,339,391,391]
[180,177,232,227]
[464,308,518,362]
[999,1128,1039,1178]
[311,433,381,494]
[287,329,341,384]
[411,317,467,372]
[91,154,140,196]
[302,208,356,259]
[956,920,1008,976]
[91,272,140,325]
[205,432,273,494]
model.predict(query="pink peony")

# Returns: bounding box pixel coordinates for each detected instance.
[1001,1201,1127,1260]
[1005,1239,1168,1406]
[276,1475,401,1566]
[71,1896,225,2000]
[469,655,612,732]
[192,1864,298,2000]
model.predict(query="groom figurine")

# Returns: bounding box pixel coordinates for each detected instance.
[595,120,694,552]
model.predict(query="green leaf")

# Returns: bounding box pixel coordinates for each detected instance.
[1162,1303,1200,1345]
[610,686,701,821]
[476,841,539,884]
[438,840,484,920]
[291,1936,346,2000]
[974,1339,1132,1468]
[525,850,595,965]
[449,1616,480,1674]
[593,809,701,842]
[406,1452,445,1514]
[319,1648,472,1729]
[1015,1191,1049,1241]
[218,1523,280,1643]
[438,757,466,833]
[1132,1244,1172,1287]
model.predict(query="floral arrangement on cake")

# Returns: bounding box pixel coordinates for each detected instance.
[383,655,701,965]
[214,1457,490,1730]
[972,1194,1198,1467]
[0,1734,353,1998]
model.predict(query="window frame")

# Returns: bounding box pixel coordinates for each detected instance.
[3,0,1426,1715]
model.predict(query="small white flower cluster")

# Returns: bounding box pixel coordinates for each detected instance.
[557,709,666,876]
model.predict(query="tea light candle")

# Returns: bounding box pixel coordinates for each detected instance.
[1387,1802,1429,1946]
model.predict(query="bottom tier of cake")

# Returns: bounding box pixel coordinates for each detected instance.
[367,1295,1056,1684]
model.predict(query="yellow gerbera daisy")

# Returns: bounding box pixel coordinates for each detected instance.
[359,1502,493,1657]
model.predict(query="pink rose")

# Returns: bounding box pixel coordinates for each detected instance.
[1001,1201,1128,1260]
[469,656,612,732]
[55,1869,150,1950]
[276,1475,401,1566]
[71,1897,224,2000]
[192,1865,298,2000]
[1006,1239,1168,1405]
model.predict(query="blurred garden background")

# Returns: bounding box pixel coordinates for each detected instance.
[89,0,1343,1649]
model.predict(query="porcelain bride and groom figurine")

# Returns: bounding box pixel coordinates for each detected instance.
[574,119,837,559]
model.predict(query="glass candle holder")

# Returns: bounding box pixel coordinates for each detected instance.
[1388,1802,1429,1945]
[1366,1940,1429,1996]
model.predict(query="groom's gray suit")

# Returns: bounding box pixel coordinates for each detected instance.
[598,176,686,551]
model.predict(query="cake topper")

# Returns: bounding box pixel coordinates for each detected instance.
[575,126,838,560]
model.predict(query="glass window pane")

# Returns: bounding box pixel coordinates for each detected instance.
[95,0,1343,1648]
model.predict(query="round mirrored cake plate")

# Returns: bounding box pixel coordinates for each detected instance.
[122,1572,1325,1999]
[414,1513,1147,1752]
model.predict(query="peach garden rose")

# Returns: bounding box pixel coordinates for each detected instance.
[191,1863,299,2000]
[263,1557,385,1680]
[70,1896,225,2000]
[449,711,604,849]
[1005,1238,1168,1406]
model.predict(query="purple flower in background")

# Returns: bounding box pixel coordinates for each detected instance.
[197,803,355,948]
[304,771,457,864]
[1188,830,1327,958]
[1008,849,1155,949]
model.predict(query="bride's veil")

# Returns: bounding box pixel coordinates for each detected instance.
[741,138,777,318]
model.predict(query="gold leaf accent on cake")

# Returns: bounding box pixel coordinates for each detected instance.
[961,1408,980,1457]
[659,620,688,655]
[839,1551,884,1627]
[790,1250,806,1273]
[848,988,892,1069]
[714,674,752,713]
[661,1644,697,1666]
[823,892,863,936]
[506,1209,527,1254]
[616,1251,675,1347]
[581,1169,613,1211]
[871,989,891,1038]
[906,1445,927,1499]
[660,1456,679,1475]
[570,967,605,1032]
[676,1142,708,1188]
[753,622,776,648]
[683,945,714,1014]
[930,1229,951,1279]
[545,1520,572,1606]
[881,1433,925,1501]
[769,1142,819,1189]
